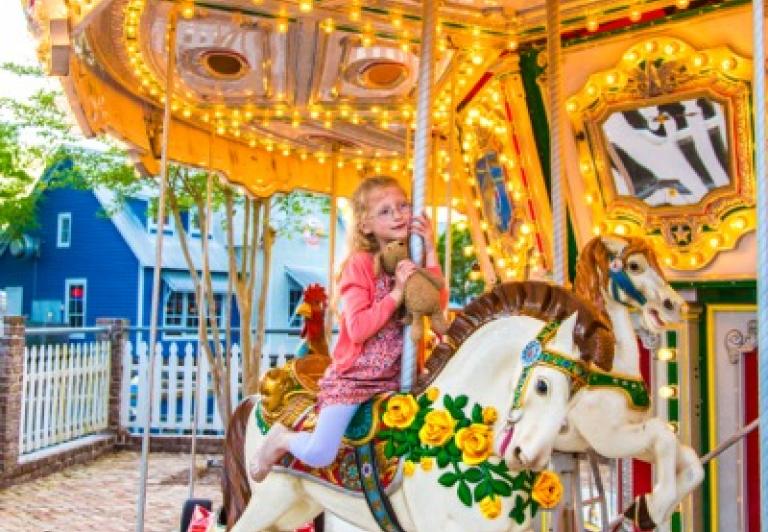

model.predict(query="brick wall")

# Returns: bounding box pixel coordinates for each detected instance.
[0,317,129,487]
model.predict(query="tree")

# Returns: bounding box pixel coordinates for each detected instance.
[0,61,332,422]
[437,224,485,305]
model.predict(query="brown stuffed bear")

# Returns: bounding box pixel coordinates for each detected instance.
[376,240,449,343]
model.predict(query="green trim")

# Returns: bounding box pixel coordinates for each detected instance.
[671,279,755,291]
[255,400,269,435]
[518,49,550,197]
[567,215,577,283]
[698,312,712,532]
[587,370,650,410]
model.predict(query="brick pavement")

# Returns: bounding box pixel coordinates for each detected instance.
[0,451,223,532]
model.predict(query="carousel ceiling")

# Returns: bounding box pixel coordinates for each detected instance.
[25,0,709,172]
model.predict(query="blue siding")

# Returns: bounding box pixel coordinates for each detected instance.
[0,188,137,325]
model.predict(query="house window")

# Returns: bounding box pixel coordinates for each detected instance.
[287,282,303,328]
[57,213,72,248]
[65,280,86,327]
[188,206,201,236]
[164,291,224,333]
[147,207,174,233]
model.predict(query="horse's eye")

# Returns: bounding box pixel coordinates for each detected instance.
[628,262,640,273]
[535,379,548,396]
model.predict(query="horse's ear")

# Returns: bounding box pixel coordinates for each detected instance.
[551,311,579,354]
[600,235,628,257]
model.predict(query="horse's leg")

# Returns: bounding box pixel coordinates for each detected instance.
[229,474,306,532]
[661,442,704,524]
[582,417,678,528]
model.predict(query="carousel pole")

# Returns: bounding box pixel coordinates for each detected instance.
[544,1,582,531]
[753,0,768,519]
[444,68,457,292]
[402,0,438,392]
[189,125,215,500]
[327,149,338,342]
[136,8,177,531]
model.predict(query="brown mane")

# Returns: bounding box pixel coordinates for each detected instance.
[573,235,664,316]
[414,281,615,394]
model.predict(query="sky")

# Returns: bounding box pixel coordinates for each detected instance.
[0,3,47,100]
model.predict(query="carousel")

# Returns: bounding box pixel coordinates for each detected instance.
[20,0,766,530]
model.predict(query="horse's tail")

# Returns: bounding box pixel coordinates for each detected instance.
[222,395,257,530]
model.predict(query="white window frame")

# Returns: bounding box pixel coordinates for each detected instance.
[64,278,87,330]
[57,212,72,248]
[147,205,175,234]
[162,289,225,339]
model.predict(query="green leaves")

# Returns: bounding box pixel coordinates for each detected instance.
[377,391,538,522]
[438,472,459,487]
[457,481,472,507]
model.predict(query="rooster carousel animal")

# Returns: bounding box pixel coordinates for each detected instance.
[258,283,331,426]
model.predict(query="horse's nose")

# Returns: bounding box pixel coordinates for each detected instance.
[513,446,525,463]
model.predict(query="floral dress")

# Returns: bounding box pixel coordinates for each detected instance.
[318,273,403,407]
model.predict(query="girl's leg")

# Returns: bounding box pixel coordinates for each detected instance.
[288,403,359,467]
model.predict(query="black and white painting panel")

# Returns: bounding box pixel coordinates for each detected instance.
[601,97,731,207]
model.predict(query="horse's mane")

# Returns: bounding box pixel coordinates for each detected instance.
[572,235,664,315]
[415,281,615,394]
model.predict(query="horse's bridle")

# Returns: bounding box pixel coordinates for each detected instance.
[607,252,647,307]
[498,320,590,457]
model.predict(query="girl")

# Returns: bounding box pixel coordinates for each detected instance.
[250,176,447,481]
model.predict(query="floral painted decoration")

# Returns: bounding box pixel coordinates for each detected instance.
[378,387,563,523]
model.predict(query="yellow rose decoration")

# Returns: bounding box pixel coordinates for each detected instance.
[454,423,494,465]
[382,394,420,429]
[425,387,440,402]
[403,460,416,477]
[479,495,502,519]
[531,470,563,509]
[420,456,434,471]
[418,410,456,446]
[482,406,498,425]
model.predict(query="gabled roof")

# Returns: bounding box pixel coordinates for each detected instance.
[92,187,229,272]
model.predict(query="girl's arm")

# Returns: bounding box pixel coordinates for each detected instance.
[340,257,400,344]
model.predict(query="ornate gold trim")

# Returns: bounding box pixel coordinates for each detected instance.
[567,37,755,271]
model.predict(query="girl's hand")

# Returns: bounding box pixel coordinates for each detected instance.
[394,259,417,288]
[410,215,435,251]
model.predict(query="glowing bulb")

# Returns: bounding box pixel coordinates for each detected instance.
[299,0,313,12]
[709,235,722,248]
[463,245,474,257]
[180,0,195,20]
[658,385,678,399]
[321,17,335,34]
[675,0,689,8]
[629,8,642,22]
[614,223,627,235]
[586,17,599,32]
[730,216,746,230]
[471,52,483,65]
[656,348,676,362]
[507,38,519,50]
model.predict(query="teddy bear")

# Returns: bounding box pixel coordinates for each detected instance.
[376,239,449,343]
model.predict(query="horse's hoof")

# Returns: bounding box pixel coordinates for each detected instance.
[623,494,657,531]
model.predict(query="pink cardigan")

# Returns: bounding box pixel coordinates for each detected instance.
[332,251,448,374]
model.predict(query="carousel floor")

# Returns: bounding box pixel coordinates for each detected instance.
[0,451,222,531]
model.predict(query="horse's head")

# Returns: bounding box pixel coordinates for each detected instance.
[573,235,685,332]
[498,312,583,471]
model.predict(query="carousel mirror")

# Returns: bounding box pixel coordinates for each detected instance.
[567,37,755,270]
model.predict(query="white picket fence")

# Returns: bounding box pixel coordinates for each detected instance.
[121,340,297,435]
[20,341,112,455]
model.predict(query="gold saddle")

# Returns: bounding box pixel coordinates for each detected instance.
[258,353,330,430]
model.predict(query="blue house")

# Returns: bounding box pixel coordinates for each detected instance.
[0,176,347,354]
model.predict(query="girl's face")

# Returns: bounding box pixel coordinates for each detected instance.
[360,186,411,245]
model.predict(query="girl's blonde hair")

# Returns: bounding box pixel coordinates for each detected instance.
[331,176,407,314]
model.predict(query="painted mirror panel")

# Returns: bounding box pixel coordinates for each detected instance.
[567,37,755,271]
[602,97,731,207]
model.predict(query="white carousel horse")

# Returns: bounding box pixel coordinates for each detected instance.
[500,237,703,531]
[220,282,612,532]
